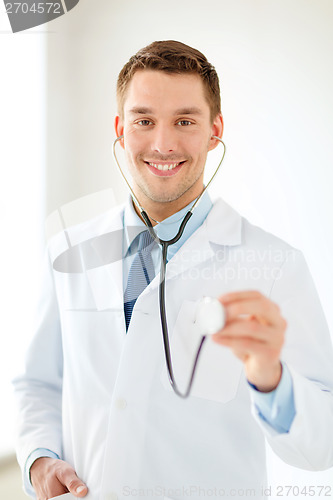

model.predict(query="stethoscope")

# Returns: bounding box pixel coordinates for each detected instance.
[113,135,226,398]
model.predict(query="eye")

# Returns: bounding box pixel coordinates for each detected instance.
[137,119,153,126]
[177,120,192,126]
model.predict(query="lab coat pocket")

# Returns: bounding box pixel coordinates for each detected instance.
[160,299,243,403]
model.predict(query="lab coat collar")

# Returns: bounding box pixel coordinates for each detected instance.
[204,196,242,247]
[87,196,243,304]
[49,206,126,311]
[54,196,242,310]
[123,194,242,247]
[122,190,213,261]
[144,196,243,293]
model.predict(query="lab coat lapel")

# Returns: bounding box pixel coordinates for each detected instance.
[148,198,242,291]
[84,208,125,311]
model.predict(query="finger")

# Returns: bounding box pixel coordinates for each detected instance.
[213,334,262,349]
[213,321,285,354]
[223,297,282,326]
[213,334,281,355]
[214,319,276,343]
[57,466,88,497]
[219,290,263,304]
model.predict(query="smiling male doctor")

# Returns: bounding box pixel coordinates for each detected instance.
[14,40,333,500]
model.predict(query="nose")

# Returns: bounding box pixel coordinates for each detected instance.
[150,125,177,155]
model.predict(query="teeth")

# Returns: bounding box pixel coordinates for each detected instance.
[148,162,181,171]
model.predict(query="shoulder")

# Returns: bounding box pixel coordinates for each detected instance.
[46,201,126,262]
[209,197,300,256]
[66,202,125,244]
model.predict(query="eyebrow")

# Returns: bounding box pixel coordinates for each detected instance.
[128,106,203,116]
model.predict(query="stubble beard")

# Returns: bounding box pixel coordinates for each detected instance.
[133,159,205,205]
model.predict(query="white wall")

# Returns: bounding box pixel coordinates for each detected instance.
[45,0,333,332]
[8,0,333,496]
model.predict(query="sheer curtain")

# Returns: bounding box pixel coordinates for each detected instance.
[0,20,45,457]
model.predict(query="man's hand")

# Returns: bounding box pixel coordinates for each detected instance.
[30,457,88,500]
[213,290,287,392]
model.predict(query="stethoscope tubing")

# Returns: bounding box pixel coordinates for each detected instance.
[113,135,226,398]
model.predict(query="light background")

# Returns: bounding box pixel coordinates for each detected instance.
[45,0,333,331]
[0,0,333,498]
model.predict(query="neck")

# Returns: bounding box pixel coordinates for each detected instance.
[132,189,203,226]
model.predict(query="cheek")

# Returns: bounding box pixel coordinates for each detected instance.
[124,129,148,158]
[185,132,209,154]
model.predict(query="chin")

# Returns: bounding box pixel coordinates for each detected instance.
[148,193,179,204]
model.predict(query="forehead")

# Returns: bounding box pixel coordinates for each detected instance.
[123,70,210,116]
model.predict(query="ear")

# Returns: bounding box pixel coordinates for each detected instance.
[114,115,125,149]
[208,113,224,151]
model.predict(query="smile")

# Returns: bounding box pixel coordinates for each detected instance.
[147,161,183,171]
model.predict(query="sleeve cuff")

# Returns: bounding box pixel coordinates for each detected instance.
[24,448,60,496]
[247,362,296,433]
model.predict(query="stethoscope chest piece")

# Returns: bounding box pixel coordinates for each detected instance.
[195,297,226,335]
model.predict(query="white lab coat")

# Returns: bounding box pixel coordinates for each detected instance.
[14,197,333,500]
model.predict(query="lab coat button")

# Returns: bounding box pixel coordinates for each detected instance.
[115,397,127,410]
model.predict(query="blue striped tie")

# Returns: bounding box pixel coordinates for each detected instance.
[124,230,157,331]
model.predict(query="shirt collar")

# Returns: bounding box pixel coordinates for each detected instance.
[123,191,213,259]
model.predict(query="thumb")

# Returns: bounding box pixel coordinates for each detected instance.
[58,465,88,497]
[72,483,88,498]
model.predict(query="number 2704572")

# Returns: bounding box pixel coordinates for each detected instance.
[5,3,61,14]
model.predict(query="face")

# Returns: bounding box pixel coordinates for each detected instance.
[115,70,223,219]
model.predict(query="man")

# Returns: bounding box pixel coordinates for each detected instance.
[14,40,333,500]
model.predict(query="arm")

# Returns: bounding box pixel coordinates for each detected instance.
[248,361,295,433]
[12,250,87,498]
[12,250,64,477]
[213,249,333,470]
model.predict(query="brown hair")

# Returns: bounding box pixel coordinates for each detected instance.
[117,40,221,123]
